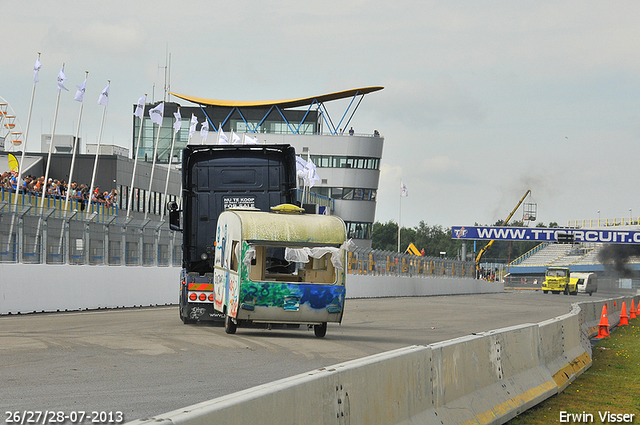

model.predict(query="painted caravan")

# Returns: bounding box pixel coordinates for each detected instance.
[213,204,349,338]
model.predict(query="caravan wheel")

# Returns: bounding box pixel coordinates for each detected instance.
[314,322,327,338]
[225,315,237,334]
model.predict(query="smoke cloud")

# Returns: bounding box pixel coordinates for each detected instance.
[597,244,640,277]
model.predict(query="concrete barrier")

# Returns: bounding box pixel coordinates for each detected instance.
[0,264,178,314]
[429,325,557,424]
[347,274,503,298]
[538,310,590,392]
[0,263,500,315]
[127,296,639,425]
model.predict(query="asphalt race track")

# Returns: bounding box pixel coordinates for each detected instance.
[0,291,611,422]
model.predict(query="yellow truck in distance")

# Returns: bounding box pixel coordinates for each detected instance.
[542,266,578,295]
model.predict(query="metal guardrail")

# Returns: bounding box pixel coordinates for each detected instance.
[568,217,640,228]
[0,208,180,266]
[1,191,472,278]
[1,204,473,279]
[347,247,475,278]
[1,189,118,222]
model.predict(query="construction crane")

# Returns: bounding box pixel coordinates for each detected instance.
[475,190,534,276]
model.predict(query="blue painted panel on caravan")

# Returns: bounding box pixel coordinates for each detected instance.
[213,206,348,336]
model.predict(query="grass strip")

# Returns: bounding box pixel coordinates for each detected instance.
[507,317,640,424]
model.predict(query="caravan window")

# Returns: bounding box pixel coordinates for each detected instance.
[248,244,339,284]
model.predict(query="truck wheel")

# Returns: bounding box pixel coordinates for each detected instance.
[225,315,237,334]
[180,307,197,324]
[181,315,197,325]
[543,290,548,294]
[588,292,593,296]
[314,322,327,338]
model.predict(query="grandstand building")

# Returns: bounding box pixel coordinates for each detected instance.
[133,87,385,248]
[1,87,384,248]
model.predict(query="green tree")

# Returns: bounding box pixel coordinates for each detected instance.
[371,221,399,252]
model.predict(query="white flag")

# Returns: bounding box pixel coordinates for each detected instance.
[231,130,241,145]
[401,181,408,197]
[98,83,110,106]
[57,67,69,91]
[33,58,42,84]
[189,114,198,137]
[244,134,259,145]
[200,120,209,143]
[296,156,320,187]
[149,102,164,125]
[296,156,308,178]
[74,79,87,102]
[305,159,320,188]
[218,128,229,145]
[173,110,182,132]
[134,95,146,118]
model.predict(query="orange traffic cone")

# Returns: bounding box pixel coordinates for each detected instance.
[631,300,637,320]
[597,305,610,338]
[636,300,640,316]
[620,301,629,326]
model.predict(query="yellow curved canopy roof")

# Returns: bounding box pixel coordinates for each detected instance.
[169,86,383,109]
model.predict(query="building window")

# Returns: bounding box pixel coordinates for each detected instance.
[345,222,372,239]
[324,187,376,201]
[310,155,380,170]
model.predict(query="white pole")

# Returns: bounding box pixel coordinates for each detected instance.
[64,71,88,213]
[145,103,163,220]
[86,80,109,220]
[41,63,66,215]
[127,94,147,218]
[7,53,40,254]
[398,191,402,253]
[13,52,40,212]
[160,107,179,221]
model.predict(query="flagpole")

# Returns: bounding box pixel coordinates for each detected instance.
[64,71,88,213]
[87,80,109,220]
[13,52,40,212]
[305,151,312,204]
[41,63,66,215]
[127,94,147,218]
[160,107,179,222]
[7,53,40,255]
[398,189,402,253]
[145,104,163,220]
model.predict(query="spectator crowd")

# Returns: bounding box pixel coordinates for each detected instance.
[1,171,118,208]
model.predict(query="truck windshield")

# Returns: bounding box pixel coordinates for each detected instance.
[248,245,339,284]
[546,269,567,277]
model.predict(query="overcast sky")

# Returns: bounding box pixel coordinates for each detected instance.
[3,1,640,229]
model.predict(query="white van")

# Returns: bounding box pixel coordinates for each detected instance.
[571,272,598,296]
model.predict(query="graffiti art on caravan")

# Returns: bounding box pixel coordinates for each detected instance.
[213,204,351,338]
